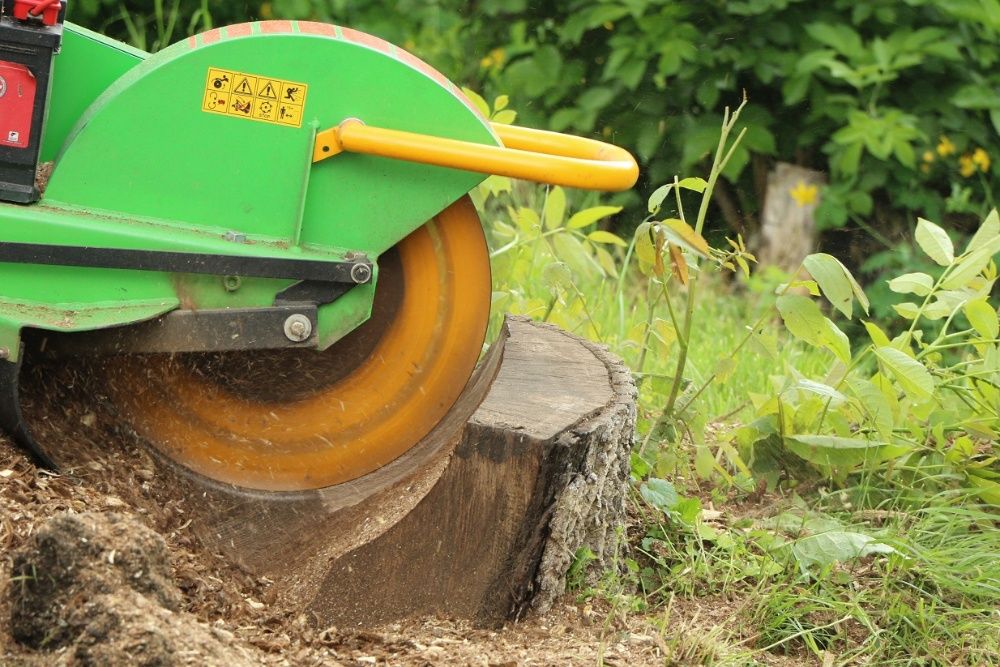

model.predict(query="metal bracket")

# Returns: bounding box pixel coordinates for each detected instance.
[0,242,374,283]
[36,305,320,355]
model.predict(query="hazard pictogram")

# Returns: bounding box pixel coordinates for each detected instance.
[202,68,308,128]
[233,76,256,95]
[257,79,279,99]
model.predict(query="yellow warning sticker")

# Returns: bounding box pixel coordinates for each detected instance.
[202,68,308,128]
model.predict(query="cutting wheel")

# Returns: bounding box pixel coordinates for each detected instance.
[100,196,490,492]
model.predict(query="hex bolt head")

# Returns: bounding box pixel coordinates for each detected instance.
[283,314,313,343]
[350,263,372,284]
[224,231,247,243]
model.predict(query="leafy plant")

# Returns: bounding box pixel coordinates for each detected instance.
[736,211,1000,505]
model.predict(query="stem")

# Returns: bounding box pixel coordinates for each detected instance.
[662,101,748,420]
[634,282,662,386]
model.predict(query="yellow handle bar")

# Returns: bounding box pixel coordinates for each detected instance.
[313,119,639,192]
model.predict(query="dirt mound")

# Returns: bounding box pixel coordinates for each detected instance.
[65,592,262,666]
[10,512,180,648]
[8,511,264,665]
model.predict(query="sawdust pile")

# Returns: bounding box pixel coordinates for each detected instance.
[0,437,666,665]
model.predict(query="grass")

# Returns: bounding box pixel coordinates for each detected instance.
[480,180,1000,665]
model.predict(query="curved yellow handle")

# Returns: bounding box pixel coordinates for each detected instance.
[313,119,639,192]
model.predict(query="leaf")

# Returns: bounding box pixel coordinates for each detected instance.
[803,253,855,318]
[661,218,710,257]
[777,294,826,347]
[668,244,689,284]
[543,186,567,230]
[952,84,1000,109]
[847,377,894,439]
[514,207,540,233]
[651,318,677,353]
[965,209,1000,255]
[774,295,817,342]
[863,321,891,348]
[461,87,490,118]
[541,261,572,294]
[785,435,889,468]
[647,184,671,215]
[493,94,509,111]
[777,280,821,296]
[677,176,708,193]
[888,272,934,296]
[593,245,618,277]
[587,230,628,247]
[552,233,598,279]
[969,475,1000,506]
[965,299,999,340]
[791,380,847,405]
[640,478,679,512]
[915,218,955,266]
[776,295,851,361]
[568,205,622,229]
[492,109,517,125]
[787,530,896,575]
[941,234,1000,289]
[874,346,935,400]
[892,302,921,320]
[820,317,852,362]
[633,221,657,270]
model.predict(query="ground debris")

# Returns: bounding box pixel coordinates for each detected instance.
[0,436,667,665]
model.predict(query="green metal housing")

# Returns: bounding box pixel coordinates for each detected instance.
[0,21,496,362]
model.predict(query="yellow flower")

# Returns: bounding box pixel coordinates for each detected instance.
[922,150,935,163]
[973,147,991,172]
[937,135,956,157]
[789,180,818,207]
[481,48,506,69]
[959,154,976,178]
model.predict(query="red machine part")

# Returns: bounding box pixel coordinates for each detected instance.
[0,61,36,149]
[11,0,62,26]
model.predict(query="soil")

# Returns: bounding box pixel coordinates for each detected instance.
[0,436,675,666]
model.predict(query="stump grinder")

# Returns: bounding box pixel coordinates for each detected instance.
[0,2,637,492]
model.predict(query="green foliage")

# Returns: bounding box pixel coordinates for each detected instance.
[68,0,217,51]
[737,212,1000,504]
[74,2,1000,238]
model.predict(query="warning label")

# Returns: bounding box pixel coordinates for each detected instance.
[202,68,308,128]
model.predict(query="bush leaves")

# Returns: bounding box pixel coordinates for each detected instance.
[915,218,955,266]
[874,346,935,400]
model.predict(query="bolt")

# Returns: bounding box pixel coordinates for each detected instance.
[0,347,8,360]
[224,231,247,243]
[350,263,372,284]
[222,275,242,292]
[283,314,312,343]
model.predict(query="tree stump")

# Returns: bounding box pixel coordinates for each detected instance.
[20,316,636,627]
[758,162,826,272]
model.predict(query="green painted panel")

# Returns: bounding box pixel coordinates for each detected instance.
[4,22,493,351]
[41,23,146,162]
[45,23,495,256]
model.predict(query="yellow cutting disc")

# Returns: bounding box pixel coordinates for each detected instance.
[102,197,491,492]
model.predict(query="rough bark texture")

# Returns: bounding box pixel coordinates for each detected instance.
[758,162,826,272]
[15,316,636,629]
